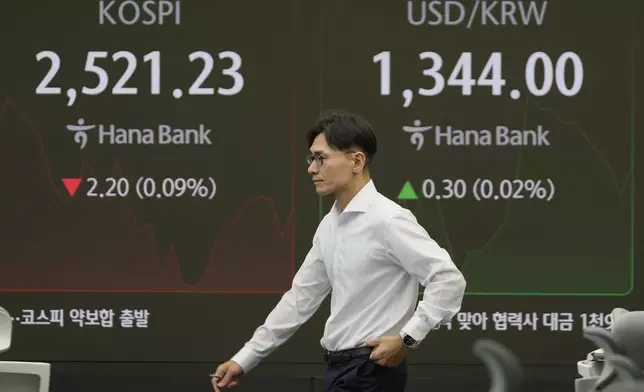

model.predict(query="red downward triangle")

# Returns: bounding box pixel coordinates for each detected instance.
[62,178,82,197]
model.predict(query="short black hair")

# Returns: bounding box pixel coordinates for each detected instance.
[306,110,378,166]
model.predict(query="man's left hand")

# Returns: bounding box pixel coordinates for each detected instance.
[365,336,407,367]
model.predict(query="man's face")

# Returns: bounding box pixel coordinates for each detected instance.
[307,133,356,195]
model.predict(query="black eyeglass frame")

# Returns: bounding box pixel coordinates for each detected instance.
[306,150,358,166]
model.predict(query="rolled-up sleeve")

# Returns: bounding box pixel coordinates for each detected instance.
[230,236,331,373]
[384,209,466,342]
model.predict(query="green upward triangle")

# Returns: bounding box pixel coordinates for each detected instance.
[397,180,419,200]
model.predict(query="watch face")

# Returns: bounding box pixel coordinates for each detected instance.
[403,335,415,346]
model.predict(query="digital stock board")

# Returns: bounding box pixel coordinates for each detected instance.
[0,0,640,366]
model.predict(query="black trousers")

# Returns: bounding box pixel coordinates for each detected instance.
[323,357,407,392]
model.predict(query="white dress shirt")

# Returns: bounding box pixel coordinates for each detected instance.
[231,180,466,373]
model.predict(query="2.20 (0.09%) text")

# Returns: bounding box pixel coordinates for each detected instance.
[84,177,217,200]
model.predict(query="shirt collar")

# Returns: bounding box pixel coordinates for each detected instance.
[333,180,377,214]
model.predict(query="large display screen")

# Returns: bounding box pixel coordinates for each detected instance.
[0,0,640,366]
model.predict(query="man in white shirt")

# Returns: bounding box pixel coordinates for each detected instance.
[211,110,466,392]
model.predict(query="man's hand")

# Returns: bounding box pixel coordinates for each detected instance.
[365,336,407,367]
[211,360,243,391]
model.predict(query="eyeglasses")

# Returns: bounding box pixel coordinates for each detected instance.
[306,152,325,166]
[306,150,358,166]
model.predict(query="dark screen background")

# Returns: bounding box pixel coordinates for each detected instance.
[0,0,641,366]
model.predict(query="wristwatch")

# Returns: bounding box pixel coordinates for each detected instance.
[400,332,420,349]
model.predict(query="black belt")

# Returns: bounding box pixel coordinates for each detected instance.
[324,346,373,365]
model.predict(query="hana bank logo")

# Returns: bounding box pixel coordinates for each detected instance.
[65,118,212,149]
[67,118,95,150]
[402,120,432,151]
